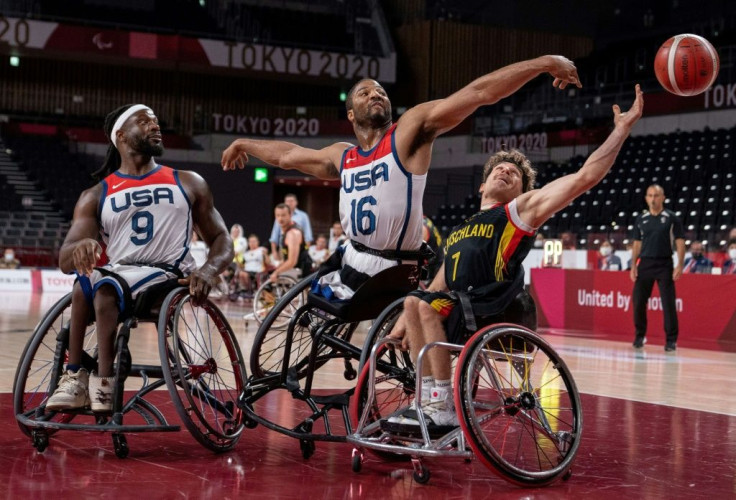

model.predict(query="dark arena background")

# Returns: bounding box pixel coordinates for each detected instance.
[0,1,735,498]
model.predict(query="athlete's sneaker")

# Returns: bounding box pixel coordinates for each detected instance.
[89,373,115,412]
[387,384,432,424]
[387,386,458,428]
[664,342,677,352]
[46,369,90,410]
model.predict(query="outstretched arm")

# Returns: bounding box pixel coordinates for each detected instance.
[221,138,350,180]
[516,84,644,229]
[395,55,581,174]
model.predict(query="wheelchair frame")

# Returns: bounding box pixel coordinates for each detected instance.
[238,267,421,459]
[348,323,583,486]
[13,285,247,458]
[244,273,301,328]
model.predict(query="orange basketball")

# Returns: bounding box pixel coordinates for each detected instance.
[654,34,719,96]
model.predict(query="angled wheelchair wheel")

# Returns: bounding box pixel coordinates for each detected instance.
[454,324,582,486]
[250,273,316,378]
[252,274,301,327]
[358,297,405,372]
[158,288,247,452]
[13,293,98,437]
[351,298,413,460]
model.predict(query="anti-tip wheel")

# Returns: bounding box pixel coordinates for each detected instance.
[352,453,363,473]
[413,467,430,484]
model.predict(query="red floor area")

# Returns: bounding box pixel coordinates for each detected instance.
[2,391,734,499]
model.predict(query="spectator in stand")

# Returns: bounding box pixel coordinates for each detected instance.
[723,239,736,275]
[222,223,249,298]
[0,248,20,269]
[728,228,736,247]
[682,241,713,274]
[190,231,209,268]
[625,241,634,270]
[269,193,313,256]
[560,231,577,249]
[308,234,330,268]
[328,221,347,254]
[598,241,623,271]
[242,234,270,295]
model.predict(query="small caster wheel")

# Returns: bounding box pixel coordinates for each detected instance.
[300,439,315,460]
[562,468,572,481]
[112,434,129,459]
[413,467,430,484]
[243,416,258,429]
[351,452,363,472]
[343,369,356,381]
[32,430,49,453]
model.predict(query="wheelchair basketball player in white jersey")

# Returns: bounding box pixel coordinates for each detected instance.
[221,56,583,300]
[46,104,234,413]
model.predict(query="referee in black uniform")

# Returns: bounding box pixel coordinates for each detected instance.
[630,184,685,352]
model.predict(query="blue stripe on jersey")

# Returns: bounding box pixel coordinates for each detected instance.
[391,130,412,251]
[130,270,166,292]
[339,147,349,175]
[356,137,382,157]
[396,175,412,251]
[172,169,192,270]
[174,247,190,270]
[390,127,411,177]
[113,164,163,179]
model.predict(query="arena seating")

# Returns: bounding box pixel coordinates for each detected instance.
[5,0,385,57]
[428,126,736,249]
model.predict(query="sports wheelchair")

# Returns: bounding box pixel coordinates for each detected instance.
[348,298,583,486]
[13,280,247,458]
[238,264,422,459]
[245,272,301,328]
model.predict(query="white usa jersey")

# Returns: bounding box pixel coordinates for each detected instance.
[99,165,195,273]
[339,123,426,252]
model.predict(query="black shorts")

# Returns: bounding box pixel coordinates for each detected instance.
[409,289,457,317]
[410,289,538,344]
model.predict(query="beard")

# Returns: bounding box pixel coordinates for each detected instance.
[133,136,165,157]
[356,105,392,129]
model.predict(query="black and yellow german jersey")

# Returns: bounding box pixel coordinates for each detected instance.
[280,224,312,274]
[443,200,535,293]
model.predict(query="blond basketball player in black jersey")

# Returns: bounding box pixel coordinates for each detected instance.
[389,85,644,429]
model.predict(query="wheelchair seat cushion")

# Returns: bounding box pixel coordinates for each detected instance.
[307,264,420,322]
[446,289,538,344]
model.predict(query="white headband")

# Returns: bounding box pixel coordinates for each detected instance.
[110,104,152,148]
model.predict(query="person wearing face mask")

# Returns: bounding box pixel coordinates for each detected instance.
[0,248,21,269]
[598,241,622,271]
[682,241,713,274]
[721,240,736,274]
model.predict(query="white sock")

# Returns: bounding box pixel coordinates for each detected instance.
[420,376,434,402]
[432,379,452,407]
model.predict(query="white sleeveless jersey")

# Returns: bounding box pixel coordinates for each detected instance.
[99,165,195,274]
[339,124,426,252]
[243,248,266,273]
